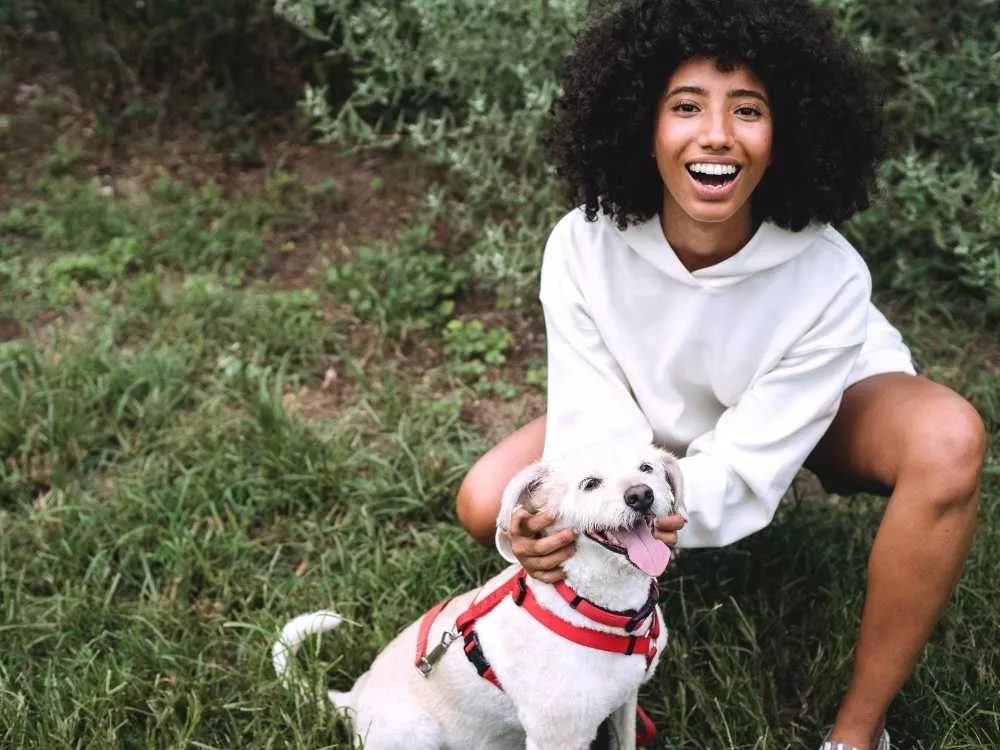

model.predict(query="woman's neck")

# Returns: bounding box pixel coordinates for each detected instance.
[660,200,756,272]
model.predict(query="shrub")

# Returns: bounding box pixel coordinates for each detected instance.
[281,0,1000,313]
[824,0,1000,310]
[23,0,317,135]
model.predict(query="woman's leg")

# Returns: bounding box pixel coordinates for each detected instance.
[805,373,985,749]
[456,416,546,547]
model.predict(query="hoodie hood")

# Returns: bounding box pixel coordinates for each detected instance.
[616,215,822,290]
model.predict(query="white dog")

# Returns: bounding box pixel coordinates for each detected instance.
[272,442,684,750]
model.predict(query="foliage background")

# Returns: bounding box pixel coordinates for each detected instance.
[274,0,1000,312]
[1,0,997,748]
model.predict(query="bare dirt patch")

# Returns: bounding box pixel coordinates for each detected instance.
[466,388,546,449]
[265,144,436,289]
[0,316,24,342]
[88,137,436,291]
[282,376,356,426]
[104,136,436,289]
[1,57,435,295]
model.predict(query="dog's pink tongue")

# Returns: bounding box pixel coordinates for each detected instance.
[610,523,671,577]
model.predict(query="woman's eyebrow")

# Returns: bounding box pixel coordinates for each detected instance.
[664,85,706,98]
[664,85,769,104]
[728,88,769,104]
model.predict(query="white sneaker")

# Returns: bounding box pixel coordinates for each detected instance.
[820,728,890,750]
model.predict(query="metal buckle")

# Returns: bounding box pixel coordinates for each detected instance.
[417,630,458,677]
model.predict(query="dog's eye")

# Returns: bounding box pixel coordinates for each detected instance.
[579,477,603,491]
[638,462,654,474]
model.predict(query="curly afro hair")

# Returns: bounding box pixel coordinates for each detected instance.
[547,0,887,231]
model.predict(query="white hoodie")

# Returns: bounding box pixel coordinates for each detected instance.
[532,208,913,549]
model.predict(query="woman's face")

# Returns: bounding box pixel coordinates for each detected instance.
[652,57,773,259]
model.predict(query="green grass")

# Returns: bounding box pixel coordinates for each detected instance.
[1,125,998,750]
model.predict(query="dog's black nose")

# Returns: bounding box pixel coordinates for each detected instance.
[624,484,654,512]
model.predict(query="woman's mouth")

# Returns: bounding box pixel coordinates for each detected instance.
[684,162,743,200]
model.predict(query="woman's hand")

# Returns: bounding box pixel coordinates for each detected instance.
[653,513,686,548]
[506,507,576,583]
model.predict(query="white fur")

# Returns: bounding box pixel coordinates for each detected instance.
[272,442,683,750]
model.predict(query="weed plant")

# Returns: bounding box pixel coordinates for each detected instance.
[325,223,464,335]
[442,318,516,398]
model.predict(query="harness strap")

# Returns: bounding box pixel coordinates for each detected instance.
[453,573,523,636]
[417,571,661,670]
[515,573,659,667]
[553,579,660,632]
[449,574,527,691]
[462,630,503,689]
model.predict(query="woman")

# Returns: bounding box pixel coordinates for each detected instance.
[456,1,986,748]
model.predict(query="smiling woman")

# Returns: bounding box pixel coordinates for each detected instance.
[543,0,886,235]
[653,58,774,270]
[456,1,986,749]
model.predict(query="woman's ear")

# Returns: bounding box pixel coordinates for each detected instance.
[496,462,549,531]
[657,448,686,519]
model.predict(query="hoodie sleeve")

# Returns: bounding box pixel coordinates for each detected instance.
[676,271,869,548]
[494,222,654,562]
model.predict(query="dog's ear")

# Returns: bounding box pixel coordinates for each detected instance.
[657,448,687,519]
[496,462,549,532]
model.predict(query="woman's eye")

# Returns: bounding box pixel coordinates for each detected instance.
[639,462,654,474]
[735,105,762,117]
[672,102,698,113]
[579,477,603,491]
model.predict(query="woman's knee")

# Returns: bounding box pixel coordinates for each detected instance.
[901,390,986,503]
[456,417,546,548]
[810,375,985,503]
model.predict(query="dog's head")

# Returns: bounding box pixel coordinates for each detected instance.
[497,442,685,578]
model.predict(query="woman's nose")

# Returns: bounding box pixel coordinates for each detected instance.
[698,110,733,150]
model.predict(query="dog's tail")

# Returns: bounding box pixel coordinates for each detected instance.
[272,610,343,695]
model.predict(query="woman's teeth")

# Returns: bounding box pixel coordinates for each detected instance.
[688,163,739,176]
[687,163,740,186]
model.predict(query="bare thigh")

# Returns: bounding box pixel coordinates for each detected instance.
[803,372,975,497]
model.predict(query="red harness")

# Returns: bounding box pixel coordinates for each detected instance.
[414,568,661,746]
